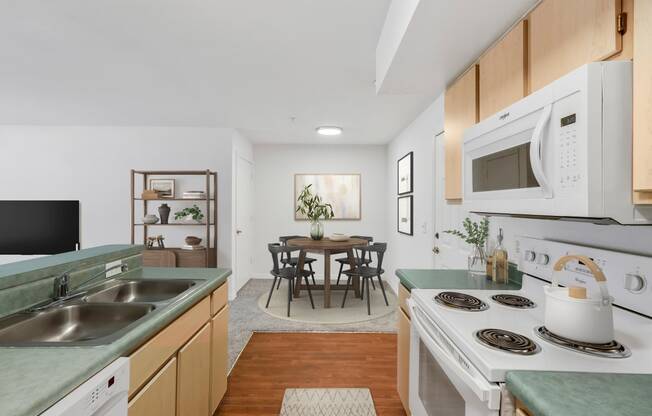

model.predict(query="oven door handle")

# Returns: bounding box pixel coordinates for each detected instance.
[529,103,553,198]
[409,299,499,407]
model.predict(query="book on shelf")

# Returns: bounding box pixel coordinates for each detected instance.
[182,190,206,199]
[181,245,205,250]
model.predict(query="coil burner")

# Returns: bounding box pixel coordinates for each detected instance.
[535,326,631,358]
[491,294,536,309]
[434,292,489,311]
[475,328,540,355]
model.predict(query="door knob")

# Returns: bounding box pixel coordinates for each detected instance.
[236,230,243,235]
[432,246,440,254]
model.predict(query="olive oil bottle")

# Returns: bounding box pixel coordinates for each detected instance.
[492,228,508,283]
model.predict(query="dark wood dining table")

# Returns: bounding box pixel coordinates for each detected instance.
[287,237,368,308]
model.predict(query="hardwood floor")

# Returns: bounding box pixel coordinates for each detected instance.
[216,332,406,416]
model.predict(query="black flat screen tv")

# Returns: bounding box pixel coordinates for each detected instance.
[0,200,80,255]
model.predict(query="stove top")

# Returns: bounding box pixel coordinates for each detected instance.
[490,294,536,309]
[475,328,540,355]
[411,275,652,382]
[535,326,631,359]
[434,291,489,311]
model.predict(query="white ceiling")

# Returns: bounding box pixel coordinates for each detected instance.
[0,0,536,144]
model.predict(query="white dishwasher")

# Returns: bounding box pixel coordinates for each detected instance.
[41,357,129,416]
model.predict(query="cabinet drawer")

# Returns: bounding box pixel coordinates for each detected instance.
[128,357,177,416]
[129,296,210,397]
[399,283,411,318]
[211,282,228,316]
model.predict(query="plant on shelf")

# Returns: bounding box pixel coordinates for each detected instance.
[296,184,334,240]
[444,217,489,276]
[174,205,205,223]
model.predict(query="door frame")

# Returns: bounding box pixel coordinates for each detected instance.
[232,152,254,300]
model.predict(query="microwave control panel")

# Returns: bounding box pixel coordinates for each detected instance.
[558,113,579,190]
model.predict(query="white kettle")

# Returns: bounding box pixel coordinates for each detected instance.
[544,254,614,344]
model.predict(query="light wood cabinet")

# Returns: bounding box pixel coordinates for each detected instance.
[633,0,652,203]
[210,305,230,414]
[128,357,177,416]
[397,306,411,415]
[444,65,479,200]
[479,20,528,120]
[177,323,212,416]
[529,0,623,92]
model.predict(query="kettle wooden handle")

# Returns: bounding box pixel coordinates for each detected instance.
[552,255,606,282]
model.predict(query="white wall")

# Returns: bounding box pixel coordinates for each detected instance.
[384,96,444,290]
[0,126,253,271]
[387,95,652,278]
[252,144,388,278]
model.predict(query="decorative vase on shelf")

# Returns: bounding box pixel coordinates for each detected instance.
[158,203,170,224]
[310,220,324,240]
[468,244,487,276]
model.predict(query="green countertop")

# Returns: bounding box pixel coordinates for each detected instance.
[0,266,231,416]
[396,268,521,291]
[507,371,652,416]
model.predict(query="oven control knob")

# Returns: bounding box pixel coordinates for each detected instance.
[624,273,646,293]
[536,254,550,265]
[524,250,536,262]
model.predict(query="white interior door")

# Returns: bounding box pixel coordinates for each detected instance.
[235,155,254,294]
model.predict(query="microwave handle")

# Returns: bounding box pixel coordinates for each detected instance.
[530,104,553,198]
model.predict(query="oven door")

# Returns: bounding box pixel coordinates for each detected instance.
[408,299,500,416]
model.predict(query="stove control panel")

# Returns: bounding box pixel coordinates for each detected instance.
[517,237,652,317]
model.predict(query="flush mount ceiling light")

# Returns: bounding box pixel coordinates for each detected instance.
[316,126,343,136]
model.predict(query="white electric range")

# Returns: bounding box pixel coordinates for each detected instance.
[408,237,652,416]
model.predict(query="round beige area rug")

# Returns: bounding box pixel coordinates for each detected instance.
[257,280,397,324]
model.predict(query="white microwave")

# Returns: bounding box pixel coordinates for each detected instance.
[463,61,652,225]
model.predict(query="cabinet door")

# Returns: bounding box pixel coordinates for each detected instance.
[177,323,211,416]
[479,20,528,120]
[529,0,622,92]
[633,0,652,203]
[210,305,230,414]
[444,65,479,200]
[397,308,411,415]
[128,357,177,416]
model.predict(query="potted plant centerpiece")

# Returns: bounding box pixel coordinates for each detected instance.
[444,217,490,276]
[296,184,334,240]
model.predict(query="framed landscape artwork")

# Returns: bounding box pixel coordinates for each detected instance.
[397,195,413,235]
[397,151,413,195]
[148,178,175,198]
[294,174,361,220]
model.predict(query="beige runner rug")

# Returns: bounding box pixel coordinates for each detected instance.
[279,388,377,416]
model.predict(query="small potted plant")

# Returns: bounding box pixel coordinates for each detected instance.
[174,205,204,224]
[444,217,489,276]
[296,184,334,240]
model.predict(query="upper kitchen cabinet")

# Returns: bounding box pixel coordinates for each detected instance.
[479,20,528,120]
[633,0,652,204]
[444,65,479,200]
[529,0,624,92]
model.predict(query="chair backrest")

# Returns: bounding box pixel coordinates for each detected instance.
[353,242,387,273]
[268,243,300,274]
[351,236,373,261]
[278,236,305,262]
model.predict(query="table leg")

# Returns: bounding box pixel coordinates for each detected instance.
[347,249,360,298]
[323,252,331,308]
[293,250,306,298]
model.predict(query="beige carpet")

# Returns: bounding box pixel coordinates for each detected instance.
[280,388,377,416]
[258,280,397,324]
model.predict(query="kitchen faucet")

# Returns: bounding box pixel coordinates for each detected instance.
[31,263,129,312]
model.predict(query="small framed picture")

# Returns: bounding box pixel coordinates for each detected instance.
[397,195,413,235]
[397,151,413,195]
[149,179,175,198]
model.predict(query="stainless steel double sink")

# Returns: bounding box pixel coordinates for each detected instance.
[0,279,201,347]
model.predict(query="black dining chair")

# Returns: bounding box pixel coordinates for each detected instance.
[341,243,388,315]
[278,235,317,286]
[267,243,315,317]
[335,236,374,289]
